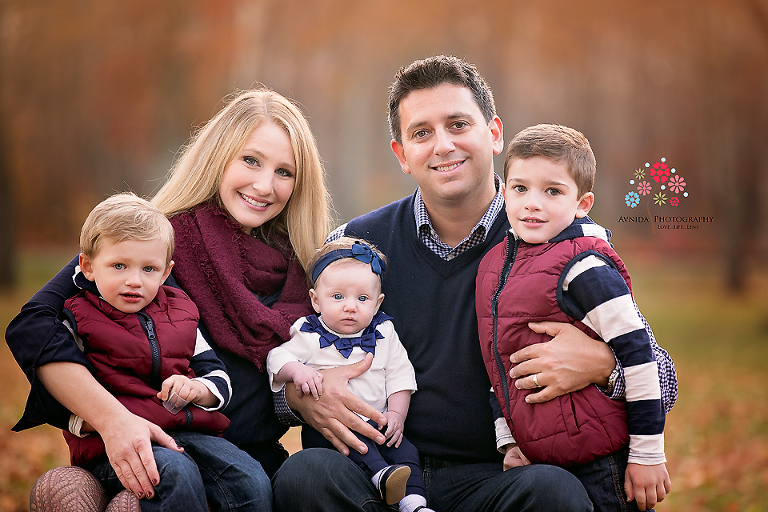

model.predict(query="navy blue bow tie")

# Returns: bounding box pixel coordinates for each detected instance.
[300,311,392,359]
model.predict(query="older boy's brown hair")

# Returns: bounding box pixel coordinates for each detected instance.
[503,124,596,198]
[80,192,174,264]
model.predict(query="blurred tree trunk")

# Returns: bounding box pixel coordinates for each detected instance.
[0,11,16,290]
[696,0,768,293]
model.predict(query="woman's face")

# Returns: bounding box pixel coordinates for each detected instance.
[219,121,297,230]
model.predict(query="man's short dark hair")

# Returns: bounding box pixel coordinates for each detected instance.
[388,55,497,145]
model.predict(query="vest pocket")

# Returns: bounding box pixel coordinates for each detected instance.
[559,394,581,436]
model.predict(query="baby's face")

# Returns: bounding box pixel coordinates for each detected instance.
[309,259,384,335]
[80,238,172,313]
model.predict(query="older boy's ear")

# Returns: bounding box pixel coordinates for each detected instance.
[575,192,594,218]
[308,289,321,313]
[79,253,96,282]
[390,140,411,175]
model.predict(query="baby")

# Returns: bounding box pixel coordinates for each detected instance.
[268,237,434,512]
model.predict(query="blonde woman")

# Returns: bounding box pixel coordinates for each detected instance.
[7,88,331,512]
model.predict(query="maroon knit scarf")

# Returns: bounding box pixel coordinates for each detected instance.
[169,202,313,370]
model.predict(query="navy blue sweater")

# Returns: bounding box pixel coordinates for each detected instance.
[346,193,509,463]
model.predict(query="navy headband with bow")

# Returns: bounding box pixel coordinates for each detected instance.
[311,241,386,285]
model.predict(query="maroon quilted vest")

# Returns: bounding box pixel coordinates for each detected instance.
[476,236,629,466]
[63,286,230,466]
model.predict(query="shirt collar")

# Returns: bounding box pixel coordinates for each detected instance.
[413,173,505,259]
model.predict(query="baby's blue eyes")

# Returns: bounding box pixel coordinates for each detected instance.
[358,296,369,302]
[333,293,343,300]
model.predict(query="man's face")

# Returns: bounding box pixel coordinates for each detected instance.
[390,83,503,207]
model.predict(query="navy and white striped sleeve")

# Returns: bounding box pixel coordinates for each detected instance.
[560,252,665,465]
[612,305,678,415]
[189,328,232,411]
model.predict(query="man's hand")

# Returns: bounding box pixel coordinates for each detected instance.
[100,409,183,499]
[509,321,614,404]
[285,353,386,455]
[625,462,671,510]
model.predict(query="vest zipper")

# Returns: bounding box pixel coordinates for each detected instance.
[183,407,193,427]
[137,312,162,390]
[491,235,519,416]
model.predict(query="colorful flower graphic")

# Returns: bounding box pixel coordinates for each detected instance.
[625,191,640,208]
[649,161,670,183]
[623,157,687,213]
[668,175,686,194]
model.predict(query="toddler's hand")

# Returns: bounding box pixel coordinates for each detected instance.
[292,365,324,400]
[381,410,404,448]
[157,374,206,404]
[625,462,671,511]
[502,444,530,470]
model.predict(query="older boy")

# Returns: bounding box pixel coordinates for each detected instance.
[476,124,670,511]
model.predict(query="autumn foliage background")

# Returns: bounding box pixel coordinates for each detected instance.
[1,1,767,510]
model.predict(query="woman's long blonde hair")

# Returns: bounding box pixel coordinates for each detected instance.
[152,88,331,270]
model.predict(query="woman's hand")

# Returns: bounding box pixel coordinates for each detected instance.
[100,410,183,499]
[509,321,614,404]
[38,362,183,499]
[285,353,386,455]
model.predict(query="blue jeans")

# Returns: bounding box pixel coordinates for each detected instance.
[272,448,593,512]
[89,431,272,512]
[568,448,645,512]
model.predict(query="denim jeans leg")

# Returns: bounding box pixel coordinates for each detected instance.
[568,448,643,512]
[172,431,272,512]
[89,445,208,512]
[424,459,593,512]
[272,448,395,512]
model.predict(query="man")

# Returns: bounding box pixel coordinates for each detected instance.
[272,55,677,511]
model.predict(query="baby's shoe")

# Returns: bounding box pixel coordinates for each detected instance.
[399,493,435,512]
[373,464,411,505]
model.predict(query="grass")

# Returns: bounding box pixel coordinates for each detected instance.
[1,248,766,511]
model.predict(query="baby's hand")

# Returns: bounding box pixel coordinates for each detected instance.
[625,462,671,511]
[291,364,324,400]
[157,374,207,405]
[381,410,404,448]
[502,444,530,470]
